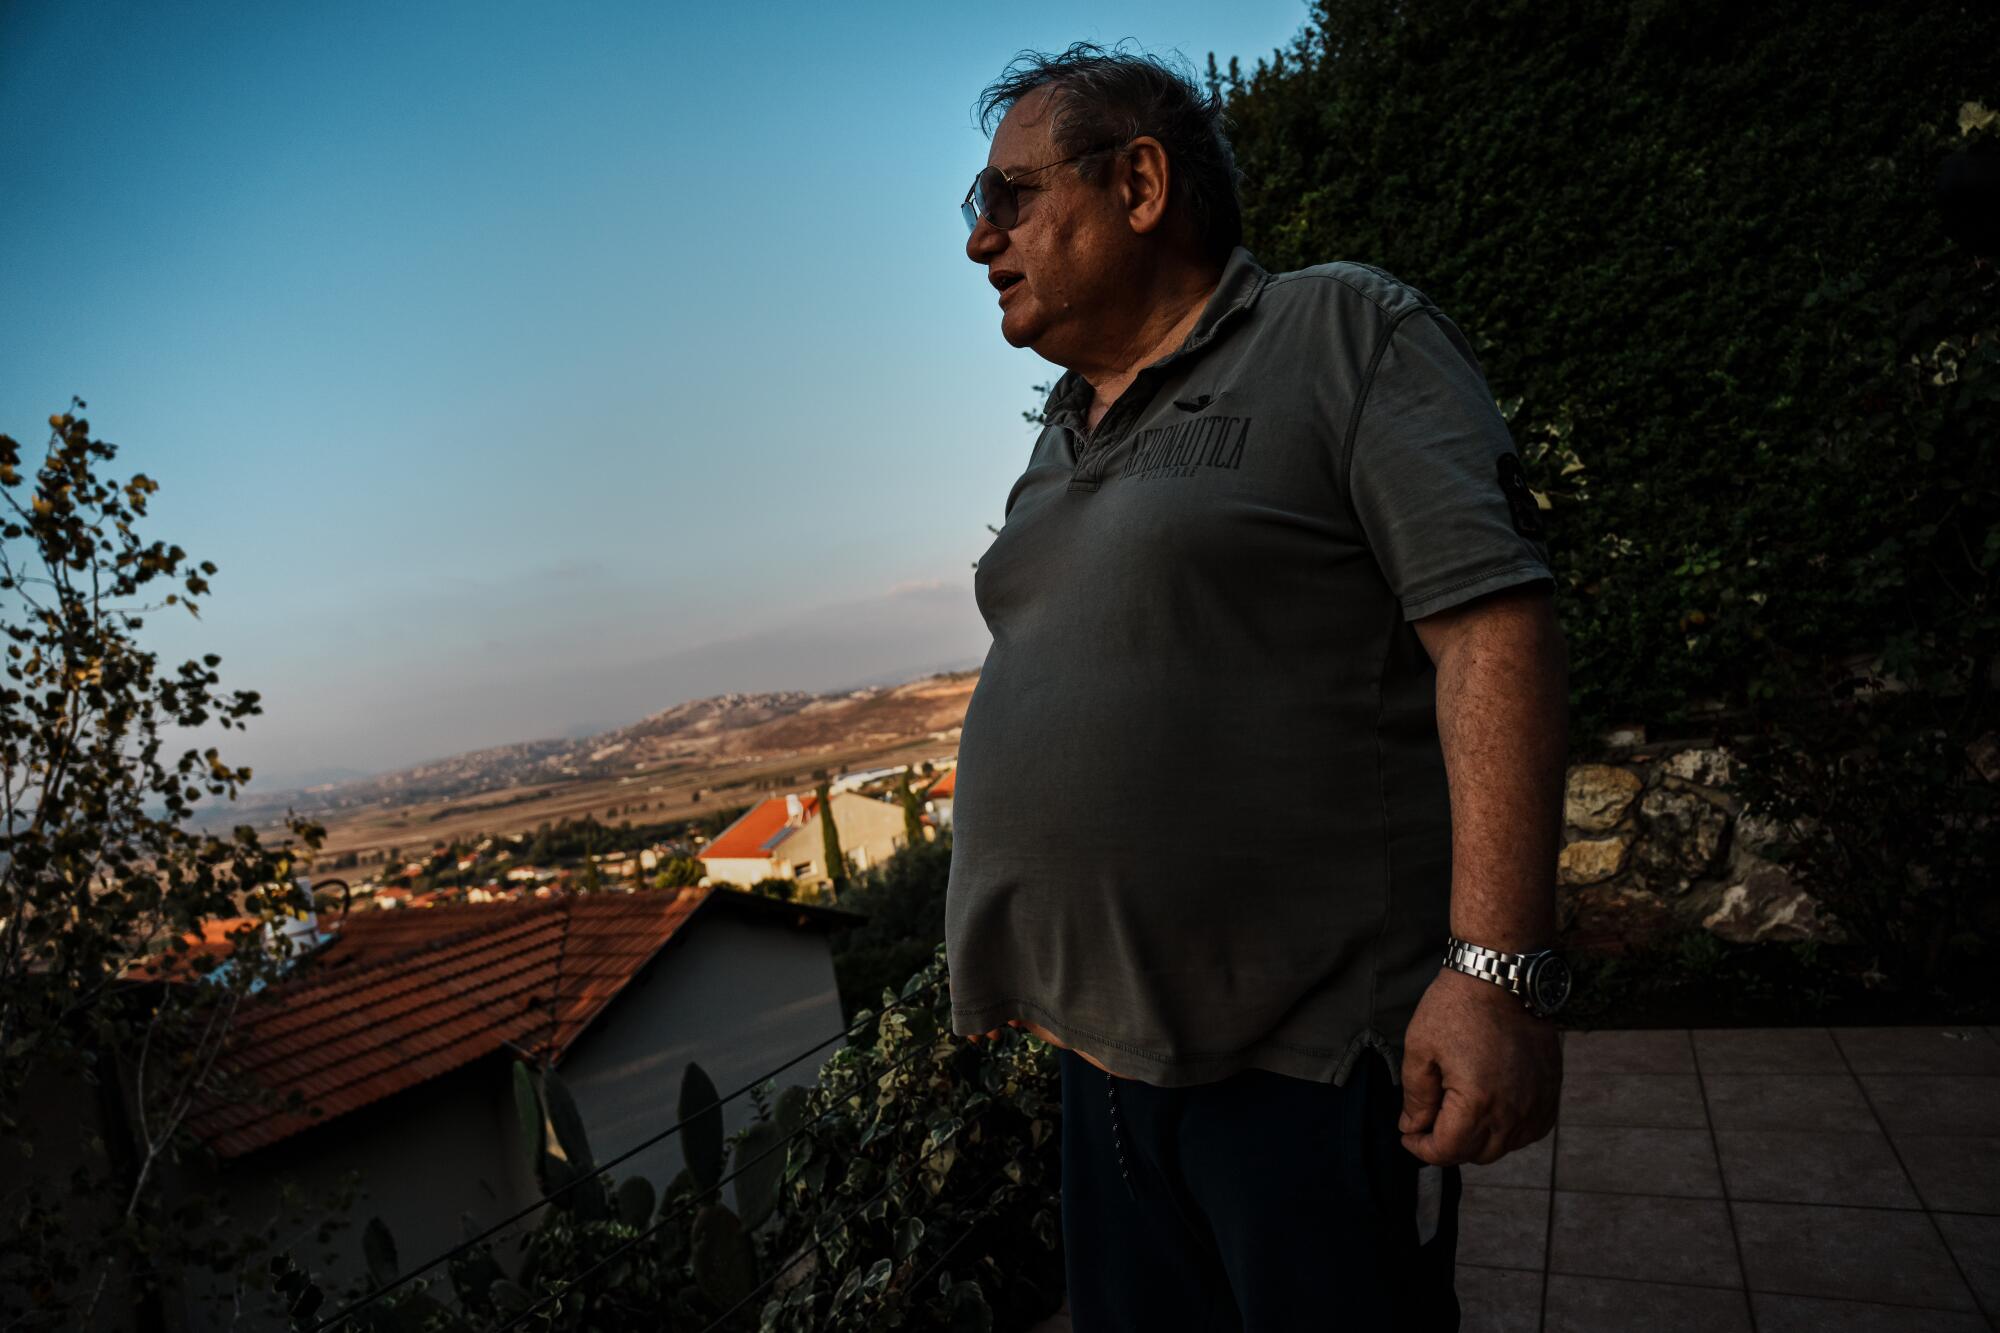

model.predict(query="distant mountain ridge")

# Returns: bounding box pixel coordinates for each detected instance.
[221,670,976,826]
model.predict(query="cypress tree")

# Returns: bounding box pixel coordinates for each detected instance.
[816,782,847,897]
[896,767,926,847]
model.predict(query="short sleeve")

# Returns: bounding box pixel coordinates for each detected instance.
[1345,306,1554,621]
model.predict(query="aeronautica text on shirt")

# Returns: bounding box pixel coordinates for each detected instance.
[1123,413,1252,482]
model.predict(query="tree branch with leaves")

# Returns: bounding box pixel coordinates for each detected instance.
[0,401,341,1328]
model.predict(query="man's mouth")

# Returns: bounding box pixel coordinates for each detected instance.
[991,270,1024,304]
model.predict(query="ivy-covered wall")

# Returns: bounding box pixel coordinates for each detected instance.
[1216,1,1999,989]
[1218,0,1997,746]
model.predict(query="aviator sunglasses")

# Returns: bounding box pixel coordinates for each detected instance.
[960,141,1126,232]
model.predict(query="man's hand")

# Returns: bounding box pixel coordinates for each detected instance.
[1398,966,1561,1166]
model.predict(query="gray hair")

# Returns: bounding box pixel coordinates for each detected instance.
[974,42,1244,262]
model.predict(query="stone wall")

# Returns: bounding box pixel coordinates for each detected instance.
[1557,735,1838,953]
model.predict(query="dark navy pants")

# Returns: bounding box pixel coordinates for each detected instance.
[1059,1045,1462,1331]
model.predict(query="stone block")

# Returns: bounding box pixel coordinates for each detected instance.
[1968,730,2000,783]
[1663,745,1737,788]
[1557,835,1629,886]
[1694,863,1833,943]
[1635,786,1731,884]
[1566,764,1644,832]
[1729,811,1790,861]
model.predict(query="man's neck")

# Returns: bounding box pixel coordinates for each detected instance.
[1077,260,1224,433]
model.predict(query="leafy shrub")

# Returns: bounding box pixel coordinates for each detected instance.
[1,404,339,1328]
[1219,0,2000,991]
[826,833,953,1023]
[296,945,1062,1332]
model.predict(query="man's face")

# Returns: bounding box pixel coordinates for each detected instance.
[965,85,1129,363]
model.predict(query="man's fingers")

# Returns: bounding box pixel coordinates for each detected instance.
[1399,1055,1443,1134]
[1402,1092,1503,1166]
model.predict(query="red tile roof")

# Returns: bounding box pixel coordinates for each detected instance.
[699,794,818,861]
[124,917,262,981]
[190,887,717,1158]
[926,769,955,799]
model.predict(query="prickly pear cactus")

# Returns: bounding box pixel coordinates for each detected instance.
[361,1216,398,1291]
[691,1202,756,1309]
[679,1059,726,1198]
[614,1176,655,1228]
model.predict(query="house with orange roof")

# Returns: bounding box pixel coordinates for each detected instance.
[122,910,332,985]
[698,789,914,890]
[923,766,957,829]
[149,884,863,1331]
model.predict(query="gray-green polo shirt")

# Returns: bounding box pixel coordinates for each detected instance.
[944,245,1555,1089]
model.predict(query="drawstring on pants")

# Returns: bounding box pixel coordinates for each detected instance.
[1105,1069,1138,1200]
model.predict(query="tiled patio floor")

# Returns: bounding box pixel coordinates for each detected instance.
[1028,1025,1999,1331]
[1458,1024,1999,1331]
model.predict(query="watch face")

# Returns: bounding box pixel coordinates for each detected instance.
[1532,955,1573,1013]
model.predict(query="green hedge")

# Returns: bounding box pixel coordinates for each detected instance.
[1220,0,1997,743]
[1217,0,2000,990]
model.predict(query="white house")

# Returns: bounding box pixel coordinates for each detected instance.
[698,790,912,890]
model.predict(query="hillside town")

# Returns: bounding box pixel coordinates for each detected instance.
[49,757,963,1329]
[299,760,957,916]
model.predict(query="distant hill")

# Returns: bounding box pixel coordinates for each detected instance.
[209,669,977,829]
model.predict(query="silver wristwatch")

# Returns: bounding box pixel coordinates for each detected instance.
[1442,936,1573,1019]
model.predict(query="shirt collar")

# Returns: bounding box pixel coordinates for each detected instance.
[1040,245,1270,427]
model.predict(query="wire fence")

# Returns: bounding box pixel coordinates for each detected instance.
[901,1152,1026,1302]
[302,981,954,1332]
[490,1100,1010,1333]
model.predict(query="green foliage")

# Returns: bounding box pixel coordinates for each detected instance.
[445,1213,511,1319]
[540,1068,596,1179]
[301,951,1061,1331]
[361,1218,399,1292]
[691,1204,756,1309]
[826,833,954,1024]
[895,768,926,849]
[1224,0,1997,738]
[1730,722,1998,994]
[1554,927,1929,1028]
[0,403,343,1327]
[750,875,800,902]
[511,1061,543,1179]
[614,1177,655,1230]
[754,947,1063,1330]
[732,1117,788,1234]
[526,812,709,865]
[651,854,705,889]
[678,1060,726,1196]
[816,782,848,896]
[1220,1,2000,990]
[510,1064,608,1224]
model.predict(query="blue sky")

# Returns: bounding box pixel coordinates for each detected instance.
[0,0,1311,791]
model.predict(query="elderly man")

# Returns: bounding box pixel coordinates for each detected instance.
[945,44,1571,1332]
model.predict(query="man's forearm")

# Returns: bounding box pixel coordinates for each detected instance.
[1422,591,1570,953]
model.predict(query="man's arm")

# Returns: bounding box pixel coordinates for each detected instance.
[1399,581,1568,1166]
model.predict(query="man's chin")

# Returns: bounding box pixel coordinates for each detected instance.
[999,308,1044,350]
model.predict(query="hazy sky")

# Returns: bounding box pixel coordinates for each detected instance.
[0,0,1311,791]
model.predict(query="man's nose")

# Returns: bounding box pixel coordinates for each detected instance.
[965,213,1005,265]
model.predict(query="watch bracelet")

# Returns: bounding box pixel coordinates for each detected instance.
[1443,937,1549,1001]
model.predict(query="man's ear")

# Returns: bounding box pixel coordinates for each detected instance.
[1120,135,1173,235]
